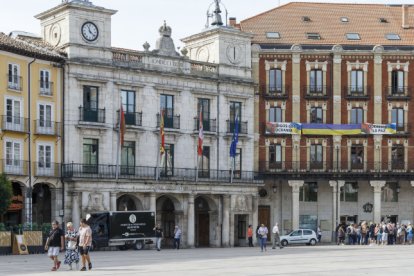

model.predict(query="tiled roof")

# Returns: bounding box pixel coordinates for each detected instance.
[0,32,66,61]
[240,2,414,46]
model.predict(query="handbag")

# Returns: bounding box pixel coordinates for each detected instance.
[67,240,76,250]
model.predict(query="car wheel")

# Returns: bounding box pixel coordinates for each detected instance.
[309,239,317,246]
[134,241,144,250]
[281,240,288,247]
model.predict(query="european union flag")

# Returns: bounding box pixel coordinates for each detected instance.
[230,115,239,158]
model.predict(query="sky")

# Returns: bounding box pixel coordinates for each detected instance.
[1,0,413,50]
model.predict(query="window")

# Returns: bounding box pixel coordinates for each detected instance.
[300,182,318,202]
[340,17,349,22]
[269,69,283,93]
[351,145,363,169]
[379,18,388,23]
[391,108,404,131]
[40,70,51,94]
[269,144,282,169]
[310,144,323,169]
[6,98,21,125]
[5,140,22,174]
[350,108,363,124]
[121,90,136,125]
[350,70,364,94]
[8,63,20,90]
[391,145,404,170]
[386,33,401,40]
[83,138,98,173]
[309,69,323,93]
[229,101,242,132]
[198,98,210,131]
[198,146,210,178]
[346,33,360,40]
[121,141,135,175]
[340,182,358,202]
[391,71,404,94]
[382,183,398,202]
[233,148,242,179]
[269,107,282,123]
[160,94,174,128]
[310,107,323,123]
[83,86,99,122]
[39,104,52,128]
[38,144,52,170]
[306,33,320,40]
[302,16,311,22]
[266,32,280,39]
[300,215,318,232]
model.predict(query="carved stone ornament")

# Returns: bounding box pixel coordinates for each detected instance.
[332,44,343,53]
[291,44,302,52]
[235,195,247,211]
[333,95,341,103]
[86,192,106,212]
[363,202,373,213]
[372,45,384,54]
[292,95,300,103]
[374,96,382,104]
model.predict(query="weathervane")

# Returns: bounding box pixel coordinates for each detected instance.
[205,0,228,28]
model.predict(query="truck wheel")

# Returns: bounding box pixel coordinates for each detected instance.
[134,241,144,250]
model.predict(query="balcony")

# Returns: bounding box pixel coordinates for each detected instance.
[385,86,412,101]
[33,162,61,177]
[118,111,142,127]
[343,86,370,100]
[194,117,217,132]
[0,159,29,176]
[1,116,29,133]
[260,84,289,100]
[394,124,411,135]
[156,114,180,129]
[61,163,261,183]
[34,120,61,136]
[226,120,248,134]
[303,85,330,100]
[7,75,22,91]
[79,107,106,123]
[39,81,54,96]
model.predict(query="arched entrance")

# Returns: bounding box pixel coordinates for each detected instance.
[3,182,24,228]
[195,196,210,247]
[157,196,178,248]
[116,194,143,211]
[32,183,52,225]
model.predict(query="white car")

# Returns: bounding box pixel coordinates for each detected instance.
[280,229,318,246]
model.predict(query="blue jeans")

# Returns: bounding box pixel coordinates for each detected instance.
[260,237,267,251]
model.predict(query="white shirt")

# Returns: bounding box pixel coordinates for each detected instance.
[272,225,279,234]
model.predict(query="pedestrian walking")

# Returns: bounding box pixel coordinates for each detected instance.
[406,223,413,244]
[44,220,65,271]
[64,222,80,270]
[247,225,253,247]
[78,218,93,271]
[317,226,322,243]
[272,223,283,249]
[337,224,345,245]
[257,223,268,252]
[154,224,163,251]
[173,225,181,250]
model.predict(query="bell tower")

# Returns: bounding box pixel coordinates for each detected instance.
[181,0,252,72]
[35,0,117,60]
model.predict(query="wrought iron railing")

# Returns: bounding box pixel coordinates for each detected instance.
[34,120,61,136]
[7,75,22,91]
[79,107,106,123]
[1,116,29,133]
[156,113,180,129]
[39,81,54,96]
[226,120,248,134]
[194,117,217,132]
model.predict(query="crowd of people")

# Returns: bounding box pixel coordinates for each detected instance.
[336,221,413,246]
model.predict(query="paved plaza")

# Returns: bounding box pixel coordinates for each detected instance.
[1,245,414,276]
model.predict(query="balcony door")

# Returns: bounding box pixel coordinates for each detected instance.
[391,71,404,94]
[309,69,323,93]
[121,141,135,175]
[269,68,282,93]
[198,98,210,131]
[310,144,323,169]
[83,138,98,173]
[350,70,364,94]
[83,86,99,122]
[121,90,136,125]
[38,144,53,176]
[229,101,242,132]
[5,98,23,131]
[38,104,53,134]
[198,146,210,178]
[160,94,174,128]
[5,140,22,174]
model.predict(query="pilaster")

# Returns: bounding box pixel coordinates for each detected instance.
[71,191,80,227]
[370,180,386,223]
[187,193,195,248]
[110,192,117,211]
[288,180,304,230]
[222,195,230,247]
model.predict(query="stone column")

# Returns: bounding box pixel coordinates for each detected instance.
[337,181,345,224]
[373,46,383,124]
[288,180,304,230]
[72,192,80,228]
[332,48,342,124]
[110,192,117,211]
[291,45,302,123]
[222,195,230,247]
[370,181,386,223]
[329,181,338,234]
[252,195,259,244]
[187,194,195,248]
[150,193,156,212]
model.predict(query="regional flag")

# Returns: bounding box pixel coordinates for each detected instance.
[198,109,204,156]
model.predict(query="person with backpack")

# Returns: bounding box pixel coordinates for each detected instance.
[257,223,268,252]
[44,220,65,271]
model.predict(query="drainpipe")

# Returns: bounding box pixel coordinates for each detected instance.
[216,80,220,173]
[60,62,66,224]
[27,57,36,230]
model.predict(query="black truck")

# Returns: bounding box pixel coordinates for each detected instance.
[86,211,156,250]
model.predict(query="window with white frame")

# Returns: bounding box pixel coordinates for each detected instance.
[8,63,20,90]
[391,108,404,131]
[351,145,363,169]
[268,107,282,123]
[350,70,364,94]
[309,69,323,93]
[391,71,404,94]
[39,104,52,128]
[310,144,323,168]
[38,144,52,169]
[350,107,364,124]
[5,140,22,171]
[5,98,21,127]
[382,182,398,202]
[40,70,51,94]
[310,107,323,123]
[269,144,282,169]
[269,68,283,93]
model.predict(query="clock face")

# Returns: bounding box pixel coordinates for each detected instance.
[49,24,61,46]
[81,22,99,42]
[226,44,242,64]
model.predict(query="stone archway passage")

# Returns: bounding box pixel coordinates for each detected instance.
[157,196,176,248]
[32,184,52,226]
[195,197,210,247]
[116,194,143,211]
[2,182,24,227]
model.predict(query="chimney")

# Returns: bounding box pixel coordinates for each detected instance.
[229,17,237,27]
[402,5,409,29]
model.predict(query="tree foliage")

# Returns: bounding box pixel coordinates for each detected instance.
[0,173,12,216]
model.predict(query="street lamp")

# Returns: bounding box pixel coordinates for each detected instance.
[272,185,278,194]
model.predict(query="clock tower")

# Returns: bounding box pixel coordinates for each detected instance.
[35,0,117,60]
